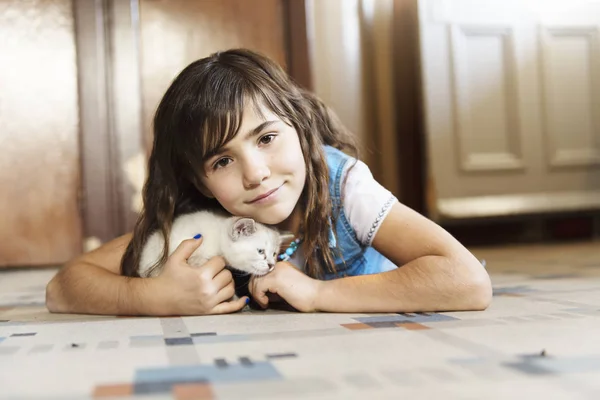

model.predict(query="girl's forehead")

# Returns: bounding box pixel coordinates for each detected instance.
[240,99,281,127]
[205,101,283,156]
[200,96,289,161]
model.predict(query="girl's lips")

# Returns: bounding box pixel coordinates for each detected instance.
[248,185,281,204]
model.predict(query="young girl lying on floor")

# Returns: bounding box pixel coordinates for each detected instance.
[46,49,491,316]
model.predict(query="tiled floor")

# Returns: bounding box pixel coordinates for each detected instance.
[1,240,599,399]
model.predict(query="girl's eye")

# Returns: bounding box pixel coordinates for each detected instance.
[259,134,275,145]
[213,157,232,170]
[258,249,265,255]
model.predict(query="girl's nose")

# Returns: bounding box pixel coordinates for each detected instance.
[242,158,270,188]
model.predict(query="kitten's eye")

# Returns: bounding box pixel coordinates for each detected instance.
[258,249,265,255]
[273,252,276,257]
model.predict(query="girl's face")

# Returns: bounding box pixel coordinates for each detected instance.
[200,101,307,229]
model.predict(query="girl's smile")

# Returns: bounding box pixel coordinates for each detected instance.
[246,183,283,205]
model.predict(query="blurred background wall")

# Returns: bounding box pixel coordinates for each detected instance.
[1,0,599,268]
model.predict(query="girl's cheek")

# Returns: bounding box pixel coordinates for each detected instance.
[214,182,240,205]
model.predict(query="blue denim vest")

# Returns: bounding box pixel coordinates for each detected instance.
[322,146,397,280]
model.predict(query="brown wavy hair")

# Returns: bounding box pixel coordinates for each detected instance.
[120,48,358,279]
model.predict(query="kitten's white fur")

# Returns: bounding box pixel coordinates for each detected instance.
[138,210,282,278]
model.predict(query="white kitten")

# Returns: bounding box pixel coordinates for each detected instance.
[138,210,282,278]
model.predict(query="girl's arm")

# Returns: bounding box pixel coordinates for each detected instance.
[314,202,492,313]
[249,202,491,313]
[46,234,248,316]
[46,233,155,315]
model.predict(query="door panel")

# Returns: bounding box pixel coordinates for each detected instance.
[450,25,525,173]
[0,0,82,266]
[540,27,600,169]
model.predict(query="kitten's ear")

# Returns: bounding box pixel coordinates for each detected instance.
[230,218,257,241]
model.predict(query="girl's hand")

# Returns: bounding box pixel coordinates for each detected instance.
[249,262,322,312]
[152,236,249,315]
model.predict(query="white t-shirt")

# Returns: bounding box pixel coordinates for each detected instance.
[288,159,397,268]
[342,159,397,246]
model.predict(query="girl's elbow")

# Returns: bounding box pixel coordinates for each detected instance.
[463,265,493,311]
[45,274,68,314]
[45,278,59,313]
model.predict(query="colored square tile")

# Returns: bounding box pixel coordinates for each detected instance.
[172,383,214,400]
[266,353,297,360]
[366,321,400,328]
[135,362,281,384]
[192,334,249,344]
[341,323,372,330]
[135,380,178,395]
[239,357,253,366]
[165,337,193,346]
[397,322,430,330]
[93,383,133,398]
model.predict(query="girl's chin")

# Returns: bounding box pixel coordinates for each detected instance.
[255,212,293,228]
[261,215,290,227]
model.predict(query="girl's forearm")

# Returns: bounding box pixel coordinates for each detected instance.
[46,263,162,316]
[314,255,492,313]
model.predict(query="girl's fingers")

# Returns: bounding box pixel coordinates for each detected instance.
[202,256,230,279]
[170,235,204,263]
[249,278,270,309]
[215,281,236,303]
[210,295,249,315]
[213,268,234,290]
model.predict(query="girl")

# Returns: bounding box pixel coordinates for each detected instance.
[46,49,491,316]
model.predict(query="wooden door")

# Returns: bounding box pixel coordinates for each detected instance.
[418,0,600,221]
[0,0,82,267]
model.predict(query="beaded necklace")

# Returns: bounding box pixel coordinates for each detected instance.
[277,232,303,262]
[278,238,302,262]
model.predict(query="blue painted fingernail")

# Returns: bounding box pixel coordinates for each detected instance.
[245,298,250,304]
[193,234,202,239]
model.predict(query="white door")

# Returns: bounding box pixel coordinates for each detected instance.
[418,0,600,221]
